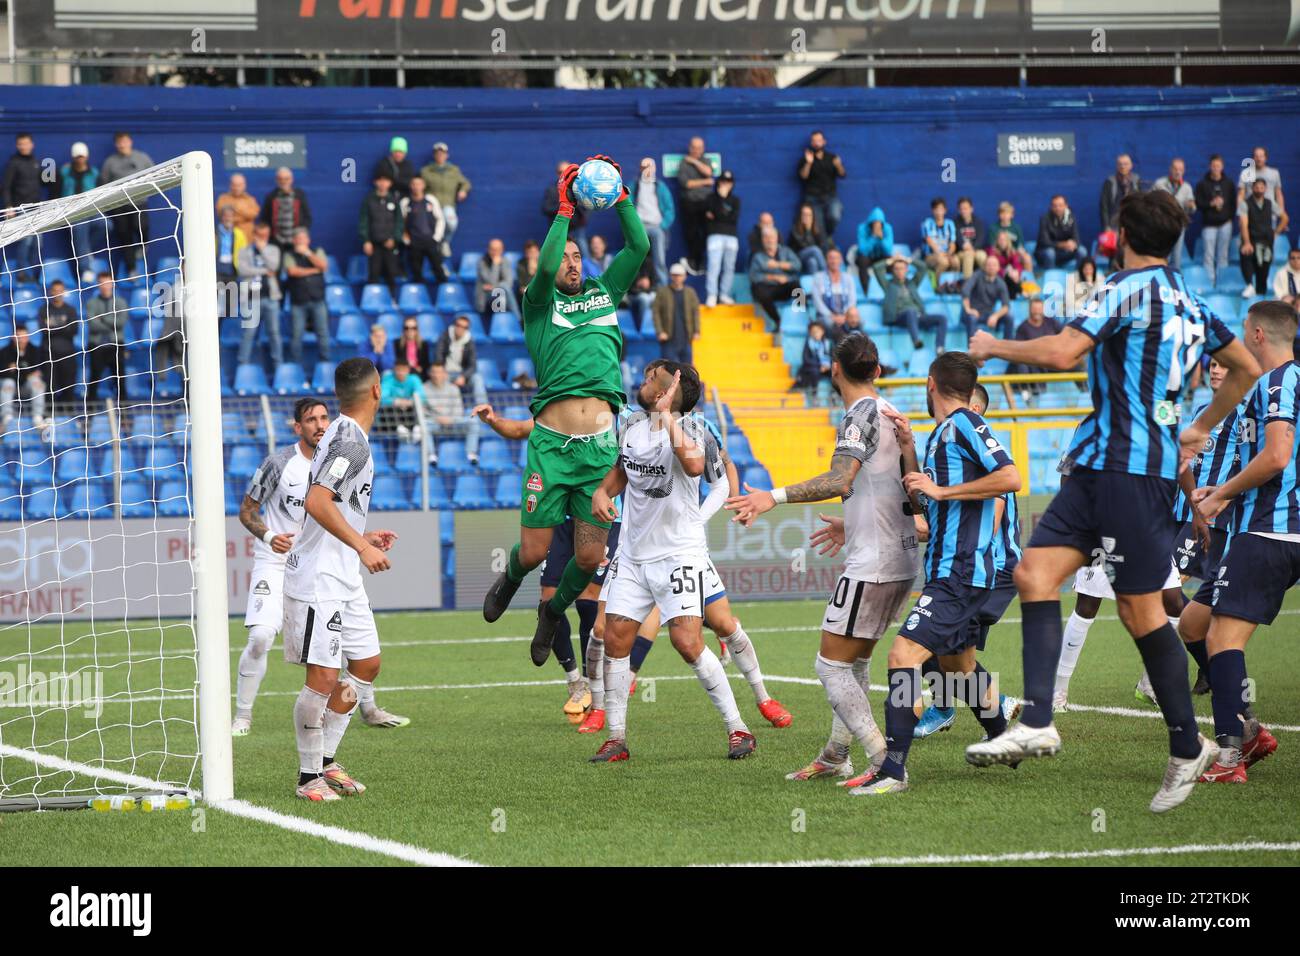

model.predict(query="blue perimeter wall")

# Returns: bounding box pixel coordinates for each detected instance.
[3,84,1298,263]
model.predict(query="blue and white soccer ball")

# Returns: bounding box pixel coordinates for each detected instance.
[572,159,623,211]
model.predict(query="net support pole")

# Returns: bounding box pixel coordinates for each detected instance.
[181,151,234,803]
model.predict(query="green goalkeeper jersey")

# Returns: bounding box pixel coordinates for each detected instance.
[523,199,649,419]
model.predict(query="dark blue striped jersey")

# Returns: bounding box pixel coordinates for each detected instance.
[1064,266,1234,481]
[1172,399,1243,528]
[995,490,1023,575]
[920,408,1016,588]
[1235,362,1300,535]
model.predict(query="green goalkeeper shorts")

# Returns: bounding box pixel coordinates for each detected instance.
[519,422,619,530]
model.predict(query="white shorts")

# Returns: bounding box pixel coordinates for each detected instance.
[244,561,285,631]
[821,575,914,641]
[282,595,380,669]
[1074,558,1181,601]
[603,552,724,624]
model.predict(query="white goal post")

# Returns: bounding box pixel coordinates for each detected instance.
[0,151,232,809]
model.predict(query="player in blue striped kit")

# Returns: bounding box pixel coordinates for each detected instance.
[1190,300,1296,784]
[966,189,1260,813]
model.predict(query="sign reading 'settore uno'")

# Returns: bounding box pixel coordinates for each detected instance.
[223,136,308,171]
[997,133,1076,167]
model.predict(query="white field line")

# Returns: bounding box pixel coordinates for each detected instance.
[0,743,191,794]
[709,841,1300,868]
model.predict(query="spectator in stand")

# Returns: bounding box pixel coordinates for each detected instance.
[989,201,1034,273]
[152,283,185,383]
[1273,248,1300,306]
[873,255,945,352]
[59,142,101,283]
[476,238,519,319]
[423,362,480,466]
[1099,153,1145,230]
[420,142,470,266]
[855,206,895,289]
[542,160,589,259]
[1009,296,1063,403]
[282,228,331,367]
[359,171,405,296]
[748,226,799,330]
[952,197,987,279]
[100,133,154,277]
[788,202,830,275]
[0,326,48,428]
[1196,154,1235,287]
[797,130,846,239]
[236,221,283,369]
[653,262,700,365]
[676,136,715,275]
[400,175,445,289]
[747,211,777,263]
[986,229,1026,294]
[364,323,392,374]
[634,157,675,286]
[1239,177,1289,299]
[1236,146,1285,221]
[1152,159,1196,270]
[921,197,958,276]
[85,272,127,398]
[1072,257,1099,317]
[516,239,540,301]
[2,133,47,282]
[810,248,859,338]
[380,359,423,443]
[373,136,415,200]
[215,173,260,243]
[257,166,312,254]
[961,254,1013,340]
[583,233,611,281]
[795,320,833,393]
[626,256,657,336]
[704,170,741,307]
[1035,194,1082,270]
[38,280,79,399]
[215,205,246,285]
[395,316,435,380]
[434,313,486,405]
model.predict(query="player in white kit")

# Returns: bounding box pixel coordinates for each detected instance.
[724,334,919,783]
[232,398,408,736]
[589,362,757,763]
[283,358,399,801]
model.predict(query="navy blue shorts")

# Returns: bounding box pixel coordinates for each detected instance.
[969,570,1017,652]
[1189,528,1232,606]
[540,518,621,589]
[900,576,993,658]
[1211,532,1300,625]
[1028,467,1178,594]
[1174,523,1228,583]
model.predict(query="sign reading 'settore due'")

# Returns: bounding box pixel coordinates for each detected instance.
[997,132,1076,167]
[222,136,307,171]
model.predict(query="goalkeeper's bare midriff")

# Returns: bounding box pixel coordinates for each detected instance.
[536,395,617,436]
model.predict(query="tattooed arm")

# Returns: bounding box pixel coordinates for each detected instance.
[723,453,860,527]
[239,495,295,554]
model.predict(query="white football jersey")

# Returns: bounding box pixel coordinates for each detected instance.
[244,444,313,565]
[284,414,375,603]
[618,410,726,564]
[836,395,919,583]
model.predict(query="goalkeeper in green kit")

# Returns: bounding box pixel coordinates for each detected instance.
[483,155,649,666]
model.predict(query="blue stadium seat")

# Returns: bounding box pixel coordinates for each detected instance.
[359,284,397,316]
[906,348,935,376]
[55,448,93,482]
[428,475,454,510]
[335,313,369,347]
[1204,294,1239,324]
[370,475,410,511]
[439,510,455,545]
[455,311,486,338]
[860,302,885,333]
[1182,264,1212,294]
[506,358,535,384]
[436,440,471,473]
[476,358,506,390]
[157,481,189,517]
[503,404,531,422]
[493,471,521,508]
[324,255,345,283]
[220,316,244,348]
[227,445,263,480]
[234,363,270,396]
[393,442,422,476]
[452,474,494,510]
[415,312,442,341]
[120,481,154,518]
[346,255,369,285]
[376,311,403,344]
[1215,269,1245,294]
[325,284,358,316]
[63,481,112,519]
[370,439,396,476]
[457,252,483,282]
[222,412,253,445]
[489,311,524,343]
[435,283,472,315]
[741,465,773,490]
[273,363,309,395]
[21,488,58,521]
[311,360,337,394]
[617,309,641,341]
[726,432,757,469]
[397,283,434,315]
[476,439,514,473]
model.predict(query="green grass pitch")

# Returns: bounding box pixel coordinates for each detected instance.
[2,595,1298,867]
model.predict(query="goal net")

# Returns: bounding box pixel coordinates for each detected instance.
[0,152,231,811]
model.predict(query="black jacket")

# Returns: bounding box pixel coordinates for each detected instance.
[954,214,987,250]
[0,339,51,384]
[372,154,416,198]
[2,152,45,208]
[1195,174,1235,228]
[706,190,741,237]
[433,331,478,378]
[540,184,587,229]
[1037,210,1081,250]
[359,190,403,244]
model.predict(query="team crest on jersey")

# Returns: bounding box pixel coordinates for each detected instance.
[329,637,340,657]
[906,613,920,631]
[918,595,932,608]
[526,472,544,492]
[326,612,343,633]
[526,493,538,513]
[253,579,271,596]
[1153,400,1178,427]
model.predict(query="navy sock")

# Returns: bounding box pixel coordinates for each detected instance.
[1208,649,1247,749]
[1135,623,1201,759]
[1185,638,1209,672]
[551,612,576,672]
[879,667,921,781]
[1020,600,1063,728]
[576,599,598,673]
[964,663,1006,739]
[629,634,655,672]
[921,657,947,709]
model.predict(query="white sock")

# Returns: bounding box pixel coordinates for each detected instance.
[1055,612,1095,693]
[293,686,329,776]
[691,646,747,733]
[604,654,631,739]
[235,625,276,719]
[819,656,873,764]
[586,637,605,709]
[565,667,581,683]
[349,668,377,716]
[721,622,769,703]
[323,674,366,760]
[816,654,884,761]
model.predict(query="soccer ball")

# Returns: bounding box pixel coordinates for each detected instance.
[571,159,624,211]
